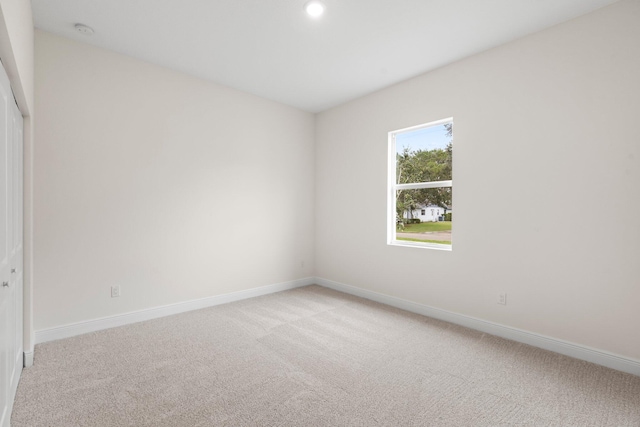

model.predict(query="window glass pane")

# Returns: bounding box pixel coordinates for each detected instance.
[396,122,452,184]
[396,188,452,245]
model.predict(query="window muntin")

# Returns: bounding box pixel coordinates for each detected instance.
[388,118,452,250]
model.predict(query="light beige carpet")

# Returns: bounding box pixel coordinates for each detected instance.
[12,285,640,426]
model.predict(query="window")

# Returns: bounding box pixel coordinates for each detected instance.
[388,118,452,250]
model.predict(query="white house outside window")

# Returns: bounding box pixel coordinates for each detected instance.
[387,118,453,250]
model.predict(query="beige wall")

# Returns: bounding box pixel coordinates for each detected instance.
[315,0,640,360]
[34,31,315,330]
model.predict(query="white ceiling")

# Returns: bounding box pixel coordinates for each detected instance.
[32,0,618,112]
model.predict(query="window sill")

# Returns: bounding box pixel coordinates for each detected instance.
[388,240,452,251]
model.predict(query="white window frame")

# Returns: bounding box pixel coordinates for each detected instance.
[387,117,453,251]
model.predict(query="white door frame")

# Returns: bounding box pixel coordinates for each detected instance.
[0,5,35,370]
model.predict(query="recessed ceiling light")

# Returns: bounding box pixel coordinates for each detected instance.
[304,1,325,18]
[74,23,94,36]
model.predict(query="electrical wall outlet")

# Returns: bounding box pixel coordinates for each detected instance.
[111,285,121,298]
[498,292,507,305]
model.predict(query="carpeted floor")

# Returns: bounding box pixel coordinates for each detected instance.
[12,285,640,426]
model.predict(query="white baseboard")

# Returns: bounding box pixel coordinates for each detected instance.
[315,277,640,377]
[32,276,640,377]
[23,350,34,367]
[35,277,315,345]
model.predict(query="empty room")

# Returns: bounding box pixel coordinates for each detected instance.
[1,0,639,425]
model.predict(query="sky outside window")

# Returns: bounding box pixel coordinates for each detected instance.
[395,124,450,154]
